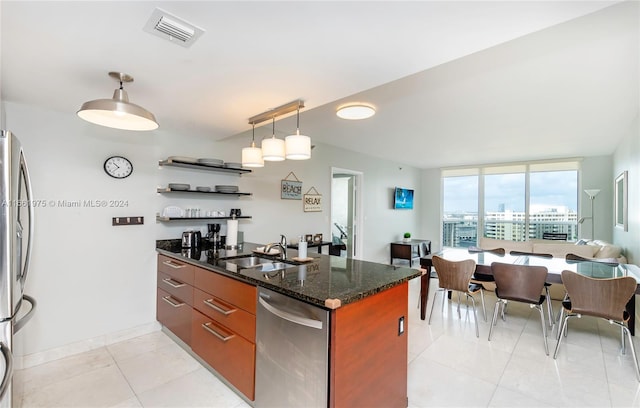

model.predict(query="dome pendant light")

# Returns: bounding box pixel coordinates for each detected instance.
[285,103,311,160]
[77,72,158,131]
[241,124,264,168]
[261,117,285,161]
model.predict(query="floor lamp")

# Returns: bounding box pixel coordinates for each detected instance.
[584,189,601,239]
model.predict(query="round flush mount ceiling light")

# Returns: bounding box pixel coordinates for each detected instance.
[77,72,158,131]
[336,103,376,120]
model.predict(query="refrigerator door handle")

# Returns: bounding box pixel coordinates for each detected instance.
[0,342,13,400]
[19,149,34,288]
[14,294,36,334]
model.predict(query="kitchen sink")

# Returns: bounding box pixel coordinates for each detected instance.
[226,256,267,269]
[225,256,296,273]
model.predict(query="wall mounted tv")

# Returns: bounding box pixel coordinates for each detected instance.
[394,187,414,209]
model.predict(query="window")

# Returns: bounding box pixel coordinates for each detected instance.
[442,161,579,247]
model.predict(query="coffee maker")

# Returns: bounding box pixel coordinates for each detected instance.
[206,223,221,248]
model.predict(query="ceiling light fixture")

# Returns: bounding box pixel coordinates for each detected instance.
[261,117,285,161]
[336,103,376,120]
[241,124,264,168]
[77,72,158,131]
[285,101,311,160]
[247,100,310,164]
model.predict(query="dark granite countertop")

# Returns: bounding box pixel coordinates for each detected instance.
[156,239,421,310]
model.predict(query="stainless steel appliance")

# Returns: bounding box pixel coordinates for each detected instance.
[0,131,36,407]
[255,287,328,408]
[206,223,221,248]
[181,230,201,248]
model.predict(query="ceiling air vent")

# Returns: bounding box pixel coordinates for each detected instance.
[143,8,204,48]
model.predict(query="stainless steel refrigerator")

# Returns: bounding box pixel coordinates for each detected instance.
[0,130,36,407]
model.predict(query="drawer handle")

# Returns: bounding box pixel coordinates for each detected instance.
[162,296,185,308]
[203,298,237,315]
[162,260,186,269]
[162,278,186,288]
[202,322,235,342]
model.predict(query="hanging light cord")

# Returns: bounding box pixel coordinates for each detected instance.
[252,123,256,143]
[272,117,275,138]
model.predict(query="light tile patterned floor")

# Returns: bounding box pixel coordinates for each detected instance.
[14,277,640,407]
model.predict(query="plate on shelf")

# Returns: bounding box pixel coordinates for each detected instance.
[168,183,190,191]
[197,158,224,166]
[168,156,198,164]
[196,186,211,192]
[223,162,243,169]
[215,185,239,193]
[162,206,184,217]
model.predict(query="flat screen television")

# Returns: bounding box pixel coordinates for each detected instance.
[394,187,414,209]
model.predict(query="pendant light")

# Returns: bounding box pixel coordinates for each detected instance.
[241,124,264,168]
[285,103,311,160]
[77,72,158,131]
[261,117,285,161]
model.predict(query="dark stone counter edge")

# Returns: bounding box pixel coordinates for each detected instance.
[155,246,422,310]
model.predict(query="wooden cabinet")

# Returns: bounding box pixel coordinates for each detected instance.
[156,255,195,345]
[156,254,258,400]
[192,266,257,401]
[330,282,409,408]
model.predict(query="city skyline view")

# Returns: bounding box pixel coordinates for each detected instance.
[443,171,578,214]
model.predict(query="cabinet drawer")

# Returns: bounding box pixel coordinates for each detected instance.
[158,271,193,306]
[158,255,195,285]
[157,288,192,345]
[194,268,257,314]
[193,288,255,342]
[192,309,255,400]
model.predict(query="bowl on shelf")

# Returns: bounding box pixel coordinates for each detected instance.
[197,158,224,166]
[215,185,239,193]
[223,162,243,169]
[196,186,211,192]
[168,183,190,191]
[167,156,198,164]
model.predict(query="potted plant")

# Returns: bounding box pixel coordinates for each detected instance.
[403,232,411,243]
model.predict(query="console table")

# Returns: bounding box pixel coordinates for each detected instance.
[390,239,431,265]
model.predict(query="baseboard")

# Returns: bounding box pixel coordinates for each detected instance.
[18,321,161,369]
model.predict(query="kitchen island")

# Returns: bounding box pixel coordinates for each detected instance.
[156,240,421,408]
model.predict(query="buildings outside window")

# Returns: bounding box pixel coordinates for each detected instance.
[442,161,579,247]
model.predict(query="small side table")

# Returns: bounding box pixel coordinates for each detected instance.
[390,239,431,265]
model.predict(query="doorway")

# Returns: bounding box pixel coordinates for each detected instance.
[331,168,363,259]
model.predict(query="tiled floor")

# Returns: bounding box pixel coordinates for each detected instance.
[14,277,640,407]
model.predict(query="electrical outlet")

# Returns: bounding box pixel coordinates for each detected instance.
[398,316,405,335]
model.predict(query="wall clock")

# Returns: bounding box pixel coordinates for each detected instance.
[104,156,133,179]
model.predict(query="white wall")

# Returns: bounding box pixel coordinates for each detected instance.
[613,116,640,264]
[5,102,421,356]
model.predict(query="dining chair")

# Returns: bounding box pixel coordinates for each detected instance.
[488,262,549,355]
[428,256,485,337]
[468,247,504,316]
[509,250,555,328]
[468,246,505,256]
[553,270,640,381]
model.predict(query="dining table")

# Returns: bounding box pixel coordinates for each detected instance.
[419,247,640,335]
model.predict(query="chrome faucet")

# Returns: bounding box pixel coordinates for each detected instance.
[264,234,287,260]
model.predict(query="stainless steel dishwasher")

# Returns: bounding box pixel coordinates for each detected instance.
[255,287,329,408]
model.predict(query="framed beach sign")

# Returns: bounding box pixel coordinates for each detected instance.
[281,172,302,200]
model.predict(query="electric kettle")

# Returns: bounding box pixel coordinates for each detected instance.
[182,230,202,248]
